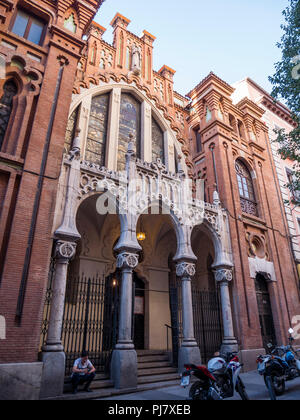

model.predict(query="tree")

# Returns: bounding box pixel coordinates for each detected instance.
[269,0,300,205]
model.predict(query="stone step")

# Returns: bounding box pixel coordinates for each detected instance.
[138,355,170,364]
[138,367,178,377]
[138,372,180,385]
[65,373,109,384]
[44,380,181,401]
[64,378,113,393]
[90,380,114,390]
[136,350,167,356]
[137,361,172,369]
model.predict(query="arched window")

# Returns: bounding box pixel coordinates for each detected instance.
[0,80,18,150]
[235,160,258,216]
[118,93,141,171]
[152,117,164,163]
[86,94,110,166]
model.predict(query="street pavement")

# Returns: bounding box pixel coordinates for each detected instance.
[100,371,300,401]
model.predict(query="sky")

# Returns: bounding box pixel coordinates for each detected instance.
[94,0,288,97]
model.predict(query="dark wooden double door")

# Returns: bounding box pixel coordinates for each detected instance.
[255,274,277,350]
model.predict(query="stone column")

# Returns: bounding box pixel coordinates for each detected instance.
[40,240,77,399]
[214,267,238,354]
[111,251,139,389]
[176,261,201,373]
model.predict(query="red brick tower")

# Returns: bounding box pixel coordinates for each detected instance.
[0,0,104,399]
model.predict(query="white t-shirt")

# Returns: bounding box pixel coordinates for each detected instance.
[72,358,93,376]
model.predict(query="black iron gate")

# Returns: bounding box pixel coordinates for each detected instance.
[192,288,223,364]
[169,281,223,366]
[41,271,120,376]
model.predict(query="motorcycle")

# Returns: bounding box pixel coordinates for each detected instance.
[181,364,221,400]
[207,352,249,400]
[256,329,300,400]
[181,352,249,400]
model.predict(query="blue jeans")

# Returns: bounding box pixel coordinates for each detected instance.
[71,372,96,392]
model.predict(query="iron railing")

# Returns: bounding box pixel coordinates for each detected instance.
[41,272,120,376]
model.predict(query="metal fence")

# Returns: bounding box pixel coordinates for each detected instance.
[169,281,223,366]
[192,288,223,364]
[41,272,119,376]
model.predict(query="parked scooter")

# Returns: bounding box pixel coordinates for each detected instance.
[181,352,249,400]
[256,329,300,400]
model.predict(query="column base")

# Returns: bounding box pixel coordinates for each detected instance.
[178,345,201,374]
[111,349,138,389]
[220,338,239,355]
[40,351,65,399]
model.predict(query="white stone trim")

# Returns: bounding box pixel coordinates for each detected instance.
[248,257,277,282]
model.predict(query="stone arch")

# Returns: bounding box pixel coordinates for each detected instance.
[136,201,186,262]
[192,218,233,270]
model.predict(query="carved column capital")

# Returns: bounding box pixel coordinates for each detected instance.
[55,240,77,263]
[176,262,196,279]
[214,268,233,283]
[116,252,139,270]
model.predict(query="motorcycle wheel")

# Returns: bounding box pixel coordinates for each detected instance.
[264,373,285,396]
[265,375,277,401]
[189,381,210,400]
[236,378,250,400]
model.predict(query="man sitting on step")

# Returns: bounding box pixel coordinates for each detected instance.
[71,351,96,394]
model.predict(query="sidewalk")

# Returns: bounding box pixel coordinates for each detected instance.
[99,371,300,401]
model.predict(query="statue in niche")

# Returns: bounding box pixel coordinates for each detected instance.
[131,44,141,75]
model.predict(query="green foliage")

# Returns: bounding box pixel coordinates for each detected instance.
[269,0,300,205]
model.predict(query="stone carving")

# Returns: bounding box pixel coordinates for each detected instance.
[116,252,139,270]
[176,262,196,278]
[214,268,233,283]
[131,45,141,75]
[55,241,77,261]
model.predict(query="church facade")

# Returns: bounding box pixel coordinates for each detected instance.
[0,1,299,399]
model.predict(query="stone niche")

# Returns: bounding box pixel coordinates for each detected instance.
[0,363,43,400]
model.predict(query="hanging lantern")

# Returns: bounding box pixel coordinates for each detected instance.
[137,218,146,242]
[137,231,146,242]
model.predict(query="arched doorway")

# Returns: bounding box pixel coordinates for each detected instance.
[255,273,277,349]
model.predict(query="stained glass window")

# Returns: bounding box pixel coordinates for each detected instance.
[64,107,79,153]
[152,117,164,163]
[118,93,141,171]
[235,160,257,216]
[86,94,110,166]
[0,80,17,150]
